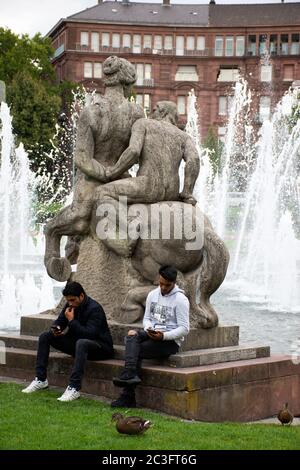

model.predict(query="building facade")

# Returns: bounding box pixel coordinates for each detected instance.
[48,0,300,138]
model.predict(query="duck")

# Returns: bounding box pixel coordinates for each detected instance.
[277,403,294,425]
[112,412,152,435]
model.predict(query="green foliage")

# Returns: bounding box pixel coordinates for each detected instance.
[1,383,300,450]
[203,127,223,175]
[8,71,61,171]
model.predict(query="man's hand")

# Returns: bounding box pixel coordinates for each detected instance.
[65,307,74,322]
[147,329,163,341]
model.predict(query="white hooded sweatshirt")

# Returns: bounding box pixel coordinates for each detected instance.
[143,285,190,346]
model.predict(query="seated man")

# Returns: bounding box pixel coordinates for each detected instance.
[111,265,189,408]
[22,282,114,401]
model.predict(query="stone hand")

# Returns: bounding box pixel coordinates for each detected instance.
[65,307,74,321]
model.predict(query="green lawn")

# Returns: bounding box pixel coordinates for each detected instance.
[0,383,299,450]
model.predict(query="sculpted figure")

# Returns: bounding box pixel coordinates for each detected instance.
[93,101,200,257]
[90,102,229,328]
[44,56,144,281]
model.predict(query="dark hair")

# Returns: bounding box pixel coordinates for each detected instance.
[159,265,177,282]
[62,281,85,297]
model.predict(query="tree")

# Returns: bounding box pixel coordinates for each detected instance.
[203,127,223,175]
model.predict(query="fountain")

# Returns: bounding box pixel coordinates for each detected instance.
[0,101,56,330]
[189,83,300,354]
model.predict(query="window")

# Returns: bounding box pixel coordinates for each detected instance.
[102,33,110,47]
[135,64,152,85]
[112,33,120,48]
[283,65,294,81]
[186,36,195,51]
[247,35,256,56]
[144,94,151,111]
[217,67,240,82]
[164,36,173,50]
[80,32,89,47]
[219,96,234,116]
[291,34,299,55]
[91,33,99,52]
[225,37,234,56]
[175,65,198,81]
[215,36,223,56]
[135,94,143,106]
[123,34,131,48]
[280,34,289,55]
[133,34,141,53]
[259,96,271,122]
[176,36,184,56]
[270,34,278,55]
[261,65,272,82]
[145,64,152,80]
[236,36,245,56]
[218,126,226,144]
[94,63,102,79]
[154,35,162,51]
[136,64,144,85]
[177,96,186,115]
[219,96,227,116]
[84,62,93,78]
[135,94,151,111]
[144,35,152,49]
[197,36,205,51]
[259,34,267,55]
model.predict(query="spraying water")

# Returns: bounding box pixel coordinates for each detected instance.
[231,88,300,312]
[0,102,55,329]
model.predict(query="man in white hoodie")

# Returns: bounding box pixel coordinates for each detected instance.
[111,265,190,408]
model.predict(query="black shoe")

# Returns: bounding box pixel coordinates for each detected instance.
[113,370,141,387]
[111,394,136,408]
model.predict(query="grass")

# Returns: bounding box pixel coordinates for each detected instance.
[0,383,299,450]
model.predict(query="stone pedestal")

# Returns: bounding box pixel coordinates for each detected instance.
[1,312,299,421]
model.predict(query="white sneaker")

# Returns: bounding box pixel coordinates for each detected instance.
[57,386,80,402]
[22,378,49,394]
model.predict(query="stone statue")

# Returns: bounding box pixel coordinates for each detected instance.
[44,56,229,329]
[92,101,200,257]
[88,102,229,328]
[44,56,144,281]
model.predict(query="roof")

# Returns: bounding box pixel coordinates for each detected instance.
[48,1,300,37]
[209,3,300,27]
[68,1,209,27]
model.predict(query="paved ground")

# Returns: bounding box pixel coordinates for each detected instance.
[1,376,299,425]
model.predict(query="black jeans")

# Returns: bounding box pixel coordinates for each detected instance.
[36,330,113,390]
[124,330,179,378]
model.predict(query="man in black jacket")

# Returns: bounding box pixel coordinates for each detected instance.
[22,282,114,401]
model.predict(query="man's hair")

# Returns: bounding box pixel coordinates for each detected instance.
[156,101,178,125]
[62,282,85,297]
[159,265,177,282]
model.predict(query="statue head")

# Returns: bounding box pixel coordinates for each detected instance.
[152,101,178,125]
[103,56,136,91]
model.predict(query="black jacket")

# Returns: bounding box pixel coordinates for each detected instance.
[53,296,113,355]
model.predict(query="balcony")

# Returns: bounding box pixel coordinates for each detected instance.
[136,78,154,87]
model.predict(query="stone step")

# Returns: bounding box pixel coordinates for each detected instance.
[0,333,269,368]
[20,314,239,351]
[0,346,299,422]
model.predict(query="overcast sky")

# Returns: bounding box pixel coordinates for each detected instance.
[1,0,299,37]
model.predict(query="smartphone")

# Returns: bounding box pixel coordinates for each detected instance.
[51,325,61,332]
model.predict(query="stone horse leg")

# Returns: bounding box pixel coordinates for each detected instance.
[44,201,92,282]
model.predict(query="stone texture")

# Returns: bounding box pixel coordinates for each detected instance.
[0,347,299,422]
